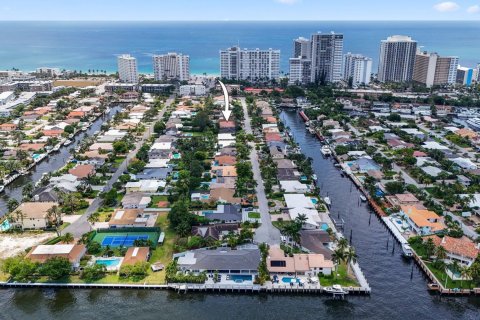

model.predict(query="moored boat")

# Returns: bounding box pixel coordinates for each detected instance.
[321,145,331,156]
[402,243,413,258]
[324,196,332,207]
[360,195,367,202]
[324,285,348,295]
[64,139,73,146]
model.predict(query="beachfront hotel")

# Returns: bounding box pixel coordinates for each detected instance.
[117,54,138,83]
[412,51,458,87]
[378,35,417,83]
[220,46,280,81]
[152,52,190,81]
[343,53,372,85]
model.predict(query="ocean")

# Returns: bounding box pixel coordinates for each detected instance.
[1,21,480,75]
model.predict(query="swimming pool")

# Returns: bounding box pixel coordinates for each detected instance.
[282,277,301,284]
[229,275,252,283]
[96,258,122,267]
[310,198,318,204]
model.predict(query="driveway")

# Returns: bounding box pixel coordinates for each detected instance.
[240,98,281,245]
[64,96,175,238]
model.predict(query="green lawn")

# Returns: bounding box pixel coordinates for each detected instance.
[150,195,169,208]
[425,262,473,289]
[319,264,360,287]
[248,212,260,219]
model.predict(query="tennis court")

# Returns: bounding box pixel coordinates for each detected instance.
[92,230,160,248]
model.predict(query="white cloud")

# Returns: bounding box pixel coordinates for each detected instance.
[275,0,301,4]
[434,2,460,12]
[467,5,480,13]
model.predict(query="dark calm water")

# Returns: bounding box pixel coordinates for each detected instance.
[1,21,480,74]
[0,106,121,216]
[1,110,479,320]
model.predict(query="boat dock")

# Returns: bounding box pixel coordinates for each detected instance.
[0,281,371,295]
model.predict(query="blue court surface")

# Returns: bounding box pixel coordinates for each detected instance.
[101,235,149,247]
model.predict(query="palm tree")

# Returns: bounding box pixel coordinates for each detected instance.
[47,205,63,236]
[62,232,74,244]
[7,198,19,212]
[459,265,470,288]
[332,248,346,275]
[345,247,358,274]
[435,245,447,261]
[13,209,25,230]
[295,213,308,227]
[22,183,34,200]
[337,238,349,251]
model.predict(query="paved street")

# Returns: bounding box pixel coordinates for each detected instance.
[240,98,281,245]
[64,96,174,237]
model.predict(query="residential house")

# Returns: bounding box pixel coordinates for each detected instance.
[122,247,150,266]
[400,205,446,235]
[267,245,333,276]
[191,224,239,241]
[425,235,479,267]
[125,180,165,193]
[68,164,95,180]
[11,202,58,229]
[176,246,261,275]
[202,204,242,223]
[26,244,87,269]
[108,208,157,228]
[121,193,152,209]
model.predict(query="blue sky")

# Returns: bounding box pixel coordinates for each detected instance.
[1,0,480,20]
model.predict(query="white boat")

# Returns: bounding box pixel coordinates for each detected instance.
[52,145,60,152]
[324,196,332,207]
[324,285,348,295]
[321,145,331,156]
[0,185,4,193]
[402,243,413,258]
[81,126,88,132]
[312,174,318,181]
[360,195,367,202]
[64,139,73,146]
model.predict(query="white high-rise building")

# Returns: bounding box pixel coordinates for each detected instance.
[289,37,312,85]
[220,46,280,81]
[412,51,458,87]
[343,53,372,86]
[310,32,344,83]
[378,35,417,83]
[117,54,138,83]
[152,53,190,81]
[293,37,311,60]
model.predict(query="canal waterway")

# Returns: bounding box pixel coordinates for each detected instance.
[0,110,478,320]
[0,105,122,216]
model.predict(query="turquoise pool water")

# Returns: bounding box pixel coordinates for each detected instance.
[95,258,122,267]
[32,154,42,160]
[228,275,252,283]
[282,277,301,284]
[310,198,318,204]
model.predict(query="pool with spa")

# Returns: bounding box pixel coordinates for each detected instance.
[227,275,253,283]
[282,277,301,284]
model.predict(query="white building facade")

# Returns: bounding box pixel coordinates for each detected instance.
[378,35,417,83]
[152,53,190,81]
[343,53,372,85]
[220,46,280,81]
[179,84,206,96]
[117,54,138,83]
[310,32,344,83]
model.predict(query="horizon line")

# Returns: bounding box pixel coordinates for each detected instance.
[1,19,480,22]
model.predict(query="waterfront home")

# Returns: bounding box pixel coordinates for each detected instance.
[385,193,424,209]
[121,247,150,266]
[191,223,239,241]
[274,159,296,169]
[49,174,80,192]
[68,164,95,180]
[400,206,446,235]
[108,209,157,228]
[89,143,114,152]
[18,143,45,152]
[32,185,62,202]
[176,246,261,276]
[269,146,285,159]
[210,188,242,204]
[425,235,480,267]
[279,180,309,194]
[125,180,165,193]
[420,166,445,178]
[387,139,415,150]
[121,193,151,209]
[11,201,58,229]
[351,158,381,173]
[267,245,333,277]
[26,244,87,270]
[277,168,300,181]
[299,230,333,258]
